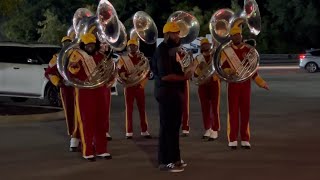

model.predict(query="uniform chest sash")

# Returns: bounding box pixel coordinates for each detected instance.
[196,54,205,64]
[223,47,244,73]
[121,55,136,74]
[78,50,97,77]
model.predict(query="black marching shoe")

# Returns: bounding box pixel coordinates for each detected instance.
[106,133,112,141]
[202,129,212,139]
[228,141,238,150]
[159,163,184,173]
[69,138,80,152]
[181,130,189,137]
[175,160,187,168]
[97,153,112,160]
[208,131,218,141]
[126,133,133,139]
[69,147,78,152]
[83,155,96,162]
[141,131,152,139]
[241,141,251,149]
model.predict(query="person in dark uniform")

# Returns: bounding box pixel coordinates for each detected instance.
[152,22,192,173]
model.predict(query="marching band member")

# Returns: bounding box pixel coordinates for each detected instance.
[68,33,112,161]
[194,38,221,140]
[118,39,151,139]
[220,20,269,149]
[85,24,116,141]
[44,36,80,152]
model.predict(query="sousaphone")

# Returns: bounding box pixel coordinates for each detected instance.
[57,0,120,88]
[212,0,261,82]
[117,11,157,87]
[167,11,200,72]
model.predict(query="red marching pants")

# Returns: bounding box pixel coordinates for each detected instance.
[60,86,79,138]
[105,88,111,133]
[227,80,251,142]
[75,86,110,157]
[198,80,221,131]
[182,80,190,131]
[124,85,148,133]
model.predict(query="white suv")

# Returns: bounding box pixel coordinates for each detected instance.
[299,49,320,73]
[0,42,118,106]
[0,42,62,105]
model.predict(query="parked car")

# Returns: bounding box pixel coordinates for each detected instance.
[0,42,119,106]
[299,48,320,73]
[0,42,61,105]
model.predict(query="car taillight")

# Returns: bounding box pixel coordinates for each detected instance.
[299,54,306,60]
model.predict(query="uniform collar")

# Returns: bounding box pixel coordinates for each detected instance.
[128,53,135,58]
[231,43,245,50]
[202,54,212,59]
[128,52,140,58]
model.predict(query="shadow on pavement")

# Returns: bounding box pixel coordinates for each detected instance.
[0,104,61,116]
[133,137,159,168]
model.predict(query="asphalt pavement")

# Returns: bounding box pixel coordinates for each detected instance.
[0,65,319,180]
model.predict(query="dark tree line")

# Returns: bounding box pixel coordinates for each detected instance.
[1,0,319,53]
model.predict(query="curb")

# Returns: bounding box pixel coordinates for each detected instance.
[0,110,65,124]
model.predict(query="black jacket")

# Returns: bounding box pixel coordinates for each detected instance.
[152,42,185,98]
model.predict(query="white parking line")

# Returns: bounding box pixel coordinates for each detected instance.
[4,104,63,110]
[259,65,299,70]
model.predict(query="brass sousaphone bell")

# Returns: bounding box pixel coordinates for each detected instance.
[189,8,235,85]
[116,11,158,87]
[57,0,121,89]
[166,11,200,72]
[212,0,261,82]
